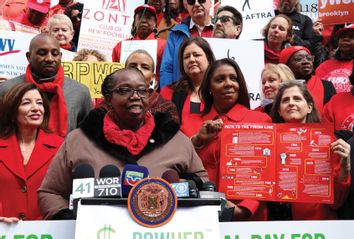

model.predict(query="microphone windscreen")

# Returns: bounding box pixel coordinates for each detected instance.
[161,169,180,183]
[99,164,121,178]
[202,181,217,192]
[121,164,149,197]
[72,164,94,179]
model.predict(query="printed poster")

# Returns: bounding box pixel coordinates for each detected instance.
[78,0,144,60]
[219,123,335,204]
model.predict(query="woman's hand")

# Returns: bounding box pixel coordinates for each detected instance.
[191,119,224,149]
[0,217,20,223]
[226,200,251,220]
[331,138,351,181]
[313,20,323,36]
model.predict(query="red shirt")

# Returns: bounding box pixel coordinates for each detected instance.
[315,59,353,93]
[323,92,354,131]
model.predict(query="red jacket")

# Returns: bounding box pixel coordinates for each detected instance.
[111,33,166,82]
[323,92,354,131]
[160,87,204,134]
[0,130,63,220]
[184,104,271,220]
[315,59,353,93]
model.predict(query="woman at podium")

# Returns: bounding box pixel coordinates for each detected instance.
[38,68,208,219]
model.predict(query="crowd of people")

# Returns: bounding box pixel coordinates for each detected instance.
[0,0,353,223]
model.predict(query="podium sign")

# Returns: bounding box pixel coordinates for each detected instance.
[75,200,220,239]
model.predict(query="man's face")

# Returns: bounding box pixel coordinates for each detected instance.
[27,9,48,26]
[213,10,241,39]
[278,0,298,13]
[186,0,211,22]
[26,36,62,78]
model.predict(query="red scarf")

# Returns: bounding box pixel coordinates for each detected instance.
[60,43,72,50]
[103,111,155,156]
[25,65,68,136]
[264,42,280,64]
[307,75,324,116]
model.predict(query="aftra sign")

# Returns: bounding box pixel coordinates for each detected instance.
[318,0,354,24]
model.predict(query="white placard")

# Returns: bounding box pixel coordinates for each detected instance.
[220,220,354,239]
[206,38,264,109]
[0,30,36,80]
[78,0,144,61]
[220,0,275,40]
[120,40,158,71]
[0,220,75,239]
[75,202,220,239]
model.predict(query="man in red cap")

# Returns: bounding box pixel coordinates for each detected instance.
[279,46,336,116]
[315,24,354,93]
[112,4,166,87]
[14,0,50,28]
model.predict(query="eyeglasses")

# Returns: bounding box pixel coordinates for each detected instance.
[292,54,314,63]
[213,15,236,24]
[112,87,149,98]
[187,0,206,5]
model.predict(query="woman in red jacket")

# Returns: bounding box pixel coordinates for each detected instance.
[270,80,350,220]
[0,83,63,222]
[187,58,271,220]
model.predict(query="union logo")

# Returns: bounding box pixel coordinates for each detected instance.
[128,177,177,228]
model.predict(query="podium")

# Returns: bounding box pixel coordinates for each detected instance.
[75,198,221,239]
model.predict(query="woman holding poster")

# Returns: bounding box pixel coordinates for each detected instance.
[270,80,351,220]
[187,58,271,220]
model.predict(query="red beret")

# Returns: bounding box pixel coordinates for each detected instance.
[279,46,311,64]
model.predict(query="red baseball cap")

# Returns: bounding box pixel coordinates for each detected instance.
[279,46,311,65]
[335,24,354,39]
[27,0,51,14]
[134,4,157,19]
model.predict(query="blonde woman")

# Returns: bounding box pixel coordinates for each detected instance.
[48,14,76,52]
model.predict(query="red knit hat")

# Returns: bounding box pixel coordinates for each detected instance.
[335,24,354,39]
[279,46,311,64]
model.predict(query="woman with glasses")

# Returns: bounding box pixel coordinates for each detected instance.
[38,68,208,219]
[64,2,83,47]
[262,14,293,64]
[279,46,336,116]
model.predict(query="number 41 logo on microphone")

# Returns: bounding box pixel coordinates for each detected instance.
[73,178,95,199]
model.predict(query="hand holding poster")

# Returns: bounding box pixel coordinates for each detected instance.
[219,123,336,204]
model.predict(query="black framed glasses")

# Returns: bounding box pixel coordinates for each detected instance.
[213,15,236,24]
[187,0,206,5]
[112,87,149,98]
[292,54,314,63]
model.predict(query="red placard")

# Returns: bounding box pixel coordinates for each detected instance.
[219,123,335,204]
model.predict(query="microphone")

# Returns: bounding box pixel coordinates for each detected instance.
[72,164,95,199]
[120,164,149,197]
[94,165,121,198]
[162,169,189,198]
[199,181,226,199]
[187,180,199,198]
